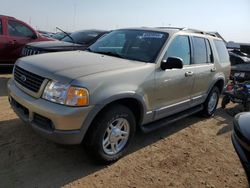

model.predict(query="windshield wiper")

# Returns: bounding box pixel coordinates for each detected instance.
[56,27,75,44]
[85,48,93,52]
[95,51,124,59]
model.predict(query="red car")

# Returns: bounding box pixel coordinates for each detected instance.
[0,15,54,66]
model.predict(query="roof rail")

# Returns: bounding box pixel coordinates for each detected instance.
[181,28,217,37]
[155,27,184,30]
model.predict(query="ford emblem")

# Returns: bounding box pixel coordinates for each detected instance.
[20,75,27,82]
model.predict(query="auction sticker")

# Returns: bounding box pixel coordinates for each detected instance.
[142,33,164,38]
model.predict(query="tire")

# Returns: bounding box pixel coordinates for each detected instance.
[85,105,136,164]
[201,87,220,117]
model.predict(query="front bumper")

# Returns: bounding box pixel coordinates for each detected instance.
[8,78,94,145]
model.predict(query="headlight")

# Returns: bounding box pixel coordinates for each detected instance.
[42,81,89,106]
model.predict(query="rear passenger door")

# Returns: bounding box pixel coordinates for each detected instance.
[190,36,215,106]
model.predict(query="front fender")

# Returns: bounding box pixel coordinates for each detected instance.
[78,92,149,143]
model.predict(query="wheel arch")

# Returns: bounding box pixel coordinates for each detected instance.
[80,94,146,144]
[208,77,225,95]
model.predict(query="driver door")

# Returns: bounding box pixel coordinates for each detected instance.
[154,35,195,120]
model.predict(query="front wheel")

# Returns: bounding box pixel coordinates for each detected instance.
[201,87,220,117]
[85,105,136,163]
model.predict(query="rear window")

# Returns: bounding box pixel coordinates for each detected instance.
[214,40,229,63]
[0,19,2,35]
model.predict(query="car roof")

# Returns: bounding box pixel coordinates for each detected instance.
[0,15,16,20]
[73,29,108,34]
[116,27,221,40]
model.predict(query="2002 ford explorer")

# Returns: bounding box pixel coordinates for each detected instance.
[8,27,230,163]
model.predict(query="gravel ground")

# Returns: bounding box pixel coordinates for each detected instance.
[0,74,248,188]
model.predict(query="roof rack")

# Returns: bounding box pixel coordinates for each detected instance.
[181,28,217,37]
[155,27,218,37]
[155,27,185,30]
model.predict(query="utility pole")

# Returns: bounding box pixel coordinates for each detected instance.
[73,3,76,30]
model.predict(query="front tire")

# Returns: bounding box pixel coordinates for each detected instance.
[202,87,220,117]
[85,105,136,164]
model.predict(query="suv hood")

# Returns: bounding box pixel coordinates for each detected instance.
[16,51,145,83]
[26,41,84,51]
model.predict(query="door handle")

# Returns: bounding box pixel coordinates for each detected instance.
[211,67,216,72]
[185,71,194,77]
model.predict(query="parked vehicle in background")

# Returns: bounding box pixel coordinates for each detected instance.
[22,29,108,56]
[229,49,250,81]
[0,15,54,66]
[8,27,230,163]
[232,112,250,184]
[52,32,71,40]
[37,30,55,38]
[221,76,250,111]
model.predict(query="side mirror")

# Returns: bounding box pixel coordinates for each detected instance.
[161,57,183,70]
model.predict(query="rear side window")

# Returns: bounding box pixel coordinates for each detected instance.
[8,20,34,38]
[164,35,191,65]
[0,20,2,35]
[214,40,229,63]
[193,37,207,64]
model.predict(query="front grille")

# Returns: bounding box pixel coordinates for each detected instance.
[14,66,45,93]
[22,47,42,56]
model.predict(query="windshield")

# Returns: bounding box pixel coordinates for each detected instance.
[62,31,100,44]
[88,29,168,63]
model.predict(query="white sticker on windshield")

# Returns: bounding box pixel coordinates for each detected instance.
[142,33,164,38]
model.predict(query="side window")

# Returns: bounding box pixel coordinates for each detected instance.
[164,35,190,65]
[193,37,207,64]
[8,20,34,38]
[205,39,213,63]
[0,19,2,35]
[214,40,230,63]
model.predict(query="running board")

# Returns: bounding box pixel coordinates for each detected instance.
[141,105,203,133]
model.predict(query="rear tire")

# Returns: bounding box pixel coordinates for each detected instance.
[201,87,220,117]
[85,105,136,164]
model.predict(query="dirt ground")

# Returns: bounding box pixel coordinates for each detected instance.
[0,73,248,188]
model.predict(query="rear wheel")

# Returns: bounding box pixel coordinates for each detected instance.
[85,105,136,163]
[201,87,220,117]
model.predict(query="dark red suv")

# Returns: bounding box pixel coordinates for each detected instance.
[0,15,54,66]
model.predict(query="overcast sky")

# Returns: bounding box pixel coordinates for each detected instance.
[1,0,250,42]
